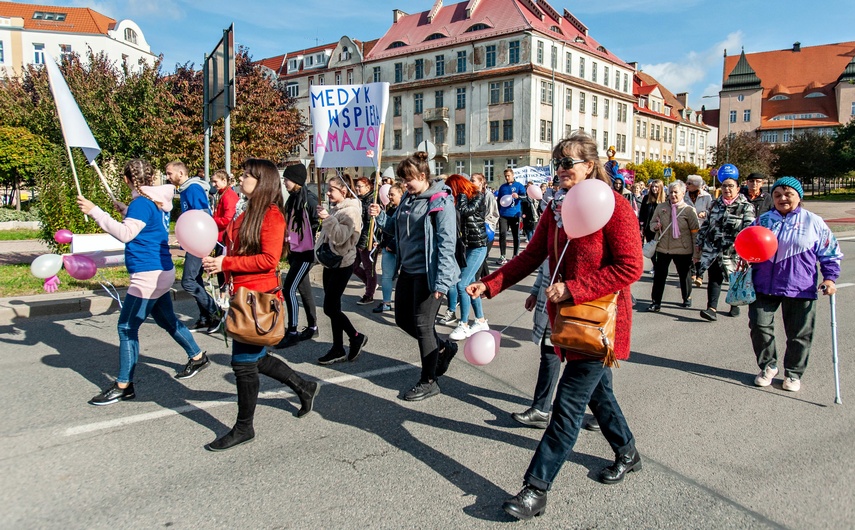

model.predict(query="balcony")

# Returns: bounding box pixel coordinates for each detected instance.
[423,107,449,123]
[435,143,448,157]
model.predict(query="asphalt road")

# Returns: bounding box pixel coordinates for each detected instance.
[1,243,854,529]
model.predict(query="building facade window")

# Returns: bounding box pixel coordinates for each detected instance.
[851,101,855,116]
[699,135,705,150]
[436,55,445,76]
[456,87,466,109]
[537,42,543,64]
[394,130,402,150]
[565,90,572,110]
[503,80,514,102]
[509,40,520,64]
[414,127,423,148]
[0,41,5,63]
[579,57,585,78]
[551,46,557,69]
[743,109,751,122]
[456,124,466,146]
[457,50,467,72]
[503,119,513,141]
[604,66,609,87]
[540,80,553,104]
[615,70,620,89]
[690,133,695,148]
[623,73,628,93]
[490,82,500,105]
[565,52,572,74]
[393,96,402,116]
[761,131,779,143]
[456,161,466,174]
[33,43,45,64]
[679,129,686,146]
[124,28,137,44]
[636,119,641,137]
[642,122,646,138]
[335,72,341,84]
[347,70,354,84]
[286,82,298,98]
[579,92,586,113]
[60,44,72,57]
[394,63,403,83]
[319,74,325,85]
[604,98,610,119]
[414,93,423,114]
[539,120,552,142]
[486,45,496,68]
[434,126,445,145]
[490,120,500,142]
[592,95,598,116]
[592,62,597,83]
[435,161,444,175]
[415,59,424,80]
[729,110,737,123]
[373,66,381,82]
[435,90,444,108]
[484,160,494,181]
[506,158,517,169]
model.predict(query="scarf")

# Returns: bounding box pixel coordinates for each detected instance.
[671,200,685,239]
[722,196,737,206]
[551,188,568,228]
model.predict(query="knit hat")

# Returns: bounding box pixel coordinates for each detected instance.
[282,163,307,186]
[771,176,803,198]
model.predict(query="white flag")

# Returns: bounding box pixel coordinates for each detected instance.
[44,53,101,163]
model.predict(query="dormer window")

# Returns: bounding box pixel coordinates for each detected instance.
[769,94,789,101]
[597,45,607,53]
[340,46,351,61]
[574,36,586,44]
[33,11,67,21]
[124,28,138,45]
[388,41,406,49]
[805,92,826,98]
[288,58,299,71]
[638,98,645,108]
[465,23,490,32]
[425,33,446,41]
[550,26,563,34]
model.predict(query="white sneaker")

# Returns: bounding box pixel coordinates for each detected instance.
[449,323,470,341]
[782,376,801,392]
[754,365,779,387]
[469,319,490,335]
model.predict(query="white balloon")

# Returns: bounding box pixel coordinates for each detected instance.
[499,195,514,208]
[31,254,63,279]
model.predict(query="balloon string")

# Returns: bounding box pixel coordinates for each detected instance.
[498,308,531,334]
[97,272,122,309]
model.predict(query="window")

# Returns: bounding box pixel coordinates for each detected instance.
[414,93,423,114]
[436,55,445,76]
[503,80,514,102]
[456,124,466,146]
[457,51,467,73]
[592,95,598,116]
[484,160,494,181]
[551,46,557,69]
[415,59,424,80]
[124,28,138,45]
[743,109,751,122]
[618,103,628,122]
[509,41,520,64]
[592,129,597,145]
[617,134,627,153]
[393,96,402,117]
[33,11,67,21]
[592,62,598,83]
[347,69,353,84]
[642,122,647,138]
[615,70,620,89]
[565,90,572,110]
[435,161,445,175]
[335,72,341,85]
[623,73,628,93]
[394,63,403,83]
[414,127,423,148]
[565,52,572,74]
[318,74,325,85]
[434,126,445,144]
[306,55,314,66]
[490,120,500,142]
[604,66,609,87]
[340,46,351,61]
[490,82,500,105]
[486,45,496,68]
[288,59,298,71]
[604,98,610,119]
[536,158,544,166]
[537,42,543,64]
[699,135,705,150]
[456,161,466,174]
[456,87,466,109]
[308,76,314,86]
[679,129,686,146]
[579,57,585,78]
[783,130,795,143]
[503,119,513,141]
[394,130,402,150]
[729,110,737,123]
[565,125,573,137]
[761,131,779,143]
[636,119,641,137]
[539,120,552,142]
[540,80,553,105]
[690,133,695,148]
[506,158,517,170]
[33,44,45,64]
[851,102,855,116]
[655,124,660,140]
[579,92,586,113]
[59,44,72,57]
[286,82,299,98]
[435,90,444,108]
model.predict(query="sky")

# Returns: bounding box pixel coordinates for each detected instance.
[23,0,855,110]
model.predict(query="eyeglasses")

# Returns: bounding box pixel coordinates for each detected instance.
[721,183,737,188]
[552,157,587,171]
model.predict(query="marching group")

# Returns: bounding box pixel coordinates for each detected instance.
[74,131,841,521]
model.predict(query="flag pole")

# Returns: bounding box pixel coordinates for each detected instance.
[367,123,386,251]
[90,161,116,202]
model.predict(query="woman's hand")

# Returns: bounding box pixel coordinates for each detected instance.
[511,192,519,199]
[317,205,329,220]
[819,280,837,296]
[112,200,127,214]
[77,196,96,215]
[524,294,537,311]
[545,282,571,303]
[433,291,442,300]
[466,282,487,299]
[698,211,707,219]
[202,255,224,274]
[368,204,381,217]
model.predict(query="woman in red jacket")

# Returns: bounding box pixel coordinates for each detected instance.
[211,169,238,290]
[202,158,319,452]
[467,133,644,520]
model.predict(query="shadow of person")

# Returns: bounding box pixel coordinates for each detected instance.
[0,314,231,434]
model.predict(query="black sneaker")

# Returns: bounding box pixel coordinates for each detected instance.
[298,326,318,341]
[206,317,223,334]
[318,347,347,365]
[275,332,300,349]
[175,352,210,379]
[190,317,210,332]
[348,333,368,362]
[435,341,458,377]
[90,382,135,406]
[372,302,392,313]
[356,295,375,306]
[403,380,441,401]
[699,308,717,321]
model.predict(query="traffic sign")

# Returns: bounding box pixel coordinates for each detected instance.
[663,168,672,177]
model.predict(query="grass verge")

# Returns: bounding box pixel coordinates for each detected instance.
[0,229,41,241]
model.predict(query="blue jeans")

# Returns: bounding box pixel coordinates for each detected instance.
[232,339,268,364]
[380,249,397,303]
[455,246,488,323]
[524,361,635,491]
[532,335,561,412]
[117,293,201,383]
[181,253,218,319]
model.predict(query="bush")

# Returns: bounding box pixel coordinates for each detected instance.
[0,206,40,222]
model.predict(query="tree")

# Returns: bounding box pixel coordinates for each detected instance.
[625,159,667,184]
[773,131,839,183]
[709,132,776,177]
[0,126,53,210]
[833,117,855,175]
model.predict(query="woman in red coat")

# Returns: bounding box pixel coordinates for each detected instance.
[210,169,238,289]
[467,133,644,520]
[202,159,319,451]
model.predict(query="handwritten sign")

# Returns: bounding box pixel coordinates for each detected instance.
[309,83,389,169]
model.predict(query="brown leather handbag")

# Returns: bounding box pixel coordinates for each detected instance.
[225,286,285,347]
[549,229,620,367]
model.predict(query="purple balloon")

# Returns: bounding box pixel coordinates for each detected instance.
[63,254,98,280]
[54,229,73,244]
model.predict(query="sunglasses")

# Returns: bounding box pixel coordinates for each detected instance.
[552,157,587,171]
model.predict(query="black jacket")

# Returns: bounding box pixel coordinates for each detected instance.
[356,192,380,249]
[457,192,488,248]
[520,197,540,231]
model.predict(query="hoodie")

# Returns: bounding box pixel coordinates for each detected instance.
[316,197,362,268]
[178,176,212,214]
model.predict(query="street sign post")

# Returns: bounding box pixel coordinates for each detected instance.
[203,24,236,176]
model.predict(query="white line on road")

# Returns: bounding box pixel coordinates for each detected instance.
[63,363,418,437]
[836,283,854,288]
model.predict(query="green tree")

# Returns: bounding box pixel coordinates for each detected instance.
[833,117,855,175]
[773,131,839,184]
[626,159,668,184]
[0,126,53,210]
[709,132,776,177]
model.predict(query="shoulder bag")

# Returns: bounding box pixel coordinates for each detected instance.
[642,217,672,259]
[226,285,286,346]
[725,260,756,306]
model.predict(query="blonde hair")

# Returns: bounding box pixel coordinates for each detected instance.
[647,179,666,204]
[123,159,163,208]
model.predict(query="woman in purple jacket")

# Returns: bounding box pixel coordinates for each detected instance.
[749,177,842,392]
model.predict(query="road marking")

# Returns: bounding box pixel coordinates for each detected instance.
[63,363,418,437]
[837,237,855,241]
[836,283,854,289]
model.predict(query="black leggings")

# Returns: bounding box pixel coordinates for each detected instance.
[395,271,444,383]
[498,215,521,257]
[323,264,357,347]
[706,259,726,310]
[282,256,317,330]
[650,252,693,304]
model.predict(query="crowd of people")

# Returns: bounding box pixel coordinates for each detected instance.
[74,131,842,520]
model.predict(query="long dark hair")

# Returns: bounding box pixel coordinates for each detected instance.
[236,158,284,256]
[284,184,308,233]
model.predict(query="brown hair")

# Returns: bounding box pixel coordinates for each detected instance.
[551,132,610,185]
[236,158,285,256]
[446,174,479,201]
[327,176,356,199]
[165,160,188,176]
[646,179,667,204]
[123,159,162,208]
[396,151,431,181]
[211,169,231,185]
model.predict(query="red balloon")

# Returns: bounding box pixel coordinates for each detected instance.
[734,226,778,263]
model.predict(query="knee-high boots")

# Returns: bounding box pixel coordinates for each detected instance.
[257,354,320,417]
[207,362,259,451]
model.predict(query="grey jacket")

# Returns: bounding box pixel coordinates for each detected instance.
[685,188,713,224]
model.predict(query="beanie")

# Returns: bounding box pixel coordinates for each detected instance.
[771,176,803,198]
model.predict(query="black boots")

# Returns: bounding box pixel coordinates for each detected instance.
[503,484,547,520]
[599,447,642,484]
[207,363,258,452]
[257,354,319,418]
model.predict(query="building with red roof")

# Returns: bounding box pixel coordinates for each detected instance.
[0,1,156,76]
[715,41,855,145]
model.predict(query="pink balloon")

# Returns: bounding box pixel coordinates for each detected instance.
[63,254,98,280]
[175,210,218,258]
[499,195,514,208]
[526,186,543,201]
[560,179,616,239]
[54,229,73,244]
[378,184,391,206]
[463,330,500,366]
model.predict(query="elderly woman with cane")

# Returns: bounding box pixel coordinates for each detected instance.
[749,177,842,392]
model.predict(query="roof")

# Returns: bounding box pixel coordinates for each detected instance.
[256,54,286,76]
[0,1,115,34]
[722,41,855,129]
[366,0,631,67]
[635,71,708,130]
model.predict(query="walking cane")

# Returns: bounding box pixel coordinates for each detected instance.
[828,290,842,404]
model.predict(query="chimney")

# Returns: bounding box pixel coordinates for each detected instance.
[676,92,688,108]
[393,9,408,23]
[793,41,801,52]
[628,61,638,72]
